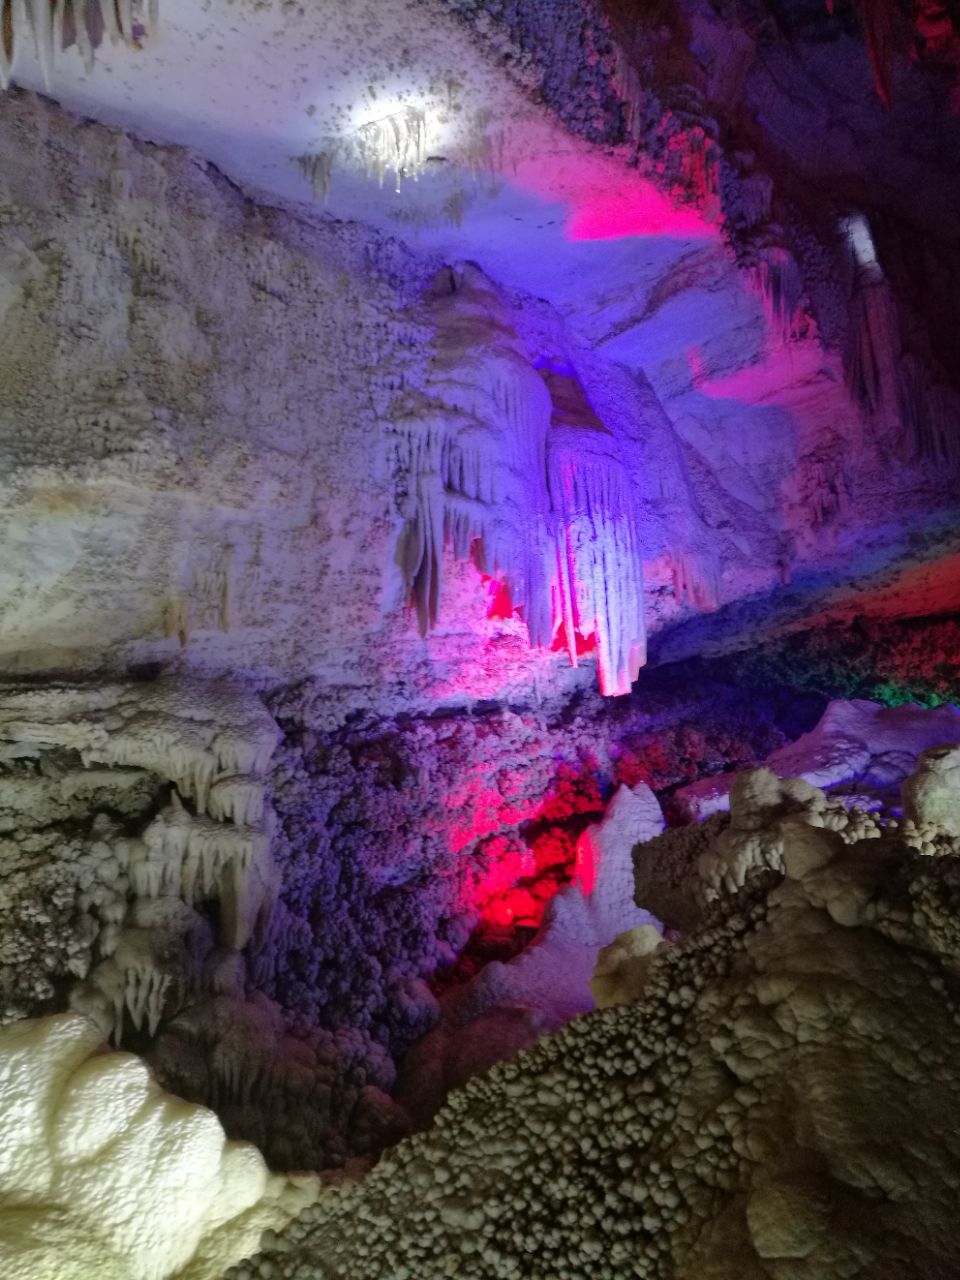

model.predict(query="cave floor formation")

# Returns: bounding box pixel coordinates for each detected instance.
[2,0,960,1276]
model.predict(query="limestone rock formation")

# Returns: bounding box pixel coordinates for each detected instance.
[0,1012,319,1280]
[396,781,664,1124]
[229,763,960,1280]
[0,679,279,1029]
[902,743,960,838]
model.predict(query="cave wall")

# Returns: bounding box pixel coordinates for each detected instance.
[4,79,959,713]
[1,8,960,1269]
[0,90,716,706]
[1,90,606,708]
[0,94,404,681]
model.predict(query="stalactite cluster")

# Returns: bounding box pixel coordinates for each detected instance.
[397,266,648,696]
[0,0,156,90]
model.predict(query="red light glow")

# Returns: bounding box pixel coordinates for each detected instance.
[437,759,607,981]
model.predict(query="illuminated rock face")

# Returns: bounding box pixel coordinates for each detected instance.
[0,89,660,703]
[0,89,726,701]
[0,664,801,1171]
[5,729,960,1279]
[674,699,960,822]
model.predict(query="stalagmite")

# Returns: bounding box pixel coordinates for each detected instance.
[230,753,960,1280]
[0,1013,319,1280]
[1,11,960,1280]
[668,551,719,612]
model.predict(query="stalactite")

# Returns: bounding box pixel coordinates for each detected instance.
[669,552,720,613]
[843,212,960,466]
[356,106,427,192]
[748,245,805,343]
[297,107,431,202]
[540,365,646,696]
[397,268,653,695]
[0,0,156,90]
[29,0,54,87]
[843,211,904,448]
[297,150,335,202]
[612,47,646,146]
[856,0,897,107]
[0,0,13,89]
[897,353,960,467]
[395,354,553,639]
[844,272,959,464]
[547,425,646,697]
[840,0,960,106]
[845,272,900,421]
[54,0,93,75]
[395,268,555,640]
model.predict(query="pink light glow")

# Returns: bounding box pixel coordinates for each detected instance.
[567,187,711,242]
[686,345,709,389]
[507,146,717,244]
[447,786,525,855]
[690,338,830,403]
[551,626,597,658]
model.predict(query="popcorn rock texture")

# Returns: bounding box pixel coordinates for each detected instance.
[0,678,404,1173]
[0,1012,318,1280]
[590,921,665,1009]
[231,765,960,1279]
[0,664,810,1173]
[259,673,797,1064]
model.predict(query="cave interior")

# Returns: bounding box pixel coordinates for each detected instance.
[1,1,960,1277]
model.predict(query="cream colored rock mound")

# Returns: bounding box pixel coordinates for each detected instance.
[902,743,960,838]
[590,922,665,1009]
[232,789,960,1280]
[0,1013,318,1280]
